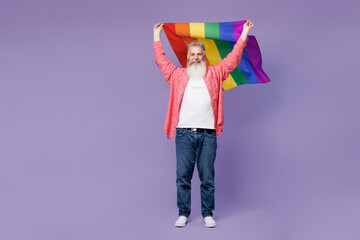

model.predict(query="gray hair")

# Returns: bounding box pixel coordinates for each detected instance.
[187,41,206,56]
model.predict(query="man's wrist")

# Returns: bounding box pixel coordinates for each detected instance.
[154,33,161,42]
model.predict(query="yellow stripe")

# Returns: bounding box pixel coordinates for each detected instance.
[222,75,238,90]
[189,23,205,38]
[199,38,221,65]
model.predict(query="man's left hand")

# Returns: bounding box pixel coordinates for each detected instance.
[243,20,254,32]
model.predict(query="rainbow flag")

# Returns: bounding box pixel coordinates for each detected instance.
[163,21,270,90]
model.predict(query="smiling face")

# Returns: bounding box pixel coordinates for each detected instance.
[187,46,205,65]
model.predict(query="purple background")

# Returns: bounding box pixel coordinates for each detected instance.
[1,0,359,239]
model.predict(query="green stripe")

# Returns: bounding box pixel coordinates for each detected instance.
[230,67,248,85]
[213,39,248,85]
[204,23,220,40]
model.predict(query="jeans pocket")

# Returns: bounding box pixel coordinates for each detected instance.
[205,130,217,138]
[176,128,186,137]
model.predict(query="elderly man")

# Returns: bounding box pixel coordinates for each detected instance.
[153,20,253,228]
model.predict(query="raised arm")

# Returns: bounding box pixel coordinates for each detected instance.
[153,22,179,84]
[215,20,254,80]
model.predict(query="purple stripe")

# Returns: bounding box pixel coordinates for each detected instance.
[246,35,271,83]
[234,20,247,41]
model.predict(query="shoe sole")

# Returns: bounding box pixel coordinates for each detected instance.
[175,223,186,227]
[205,223,216,228]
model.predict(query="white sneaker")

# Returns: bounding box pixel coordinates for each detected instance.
[174,216,187,227]
[204,216,216,228]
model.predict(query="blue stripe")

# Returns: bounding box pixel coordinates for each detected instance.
[229,41,259,83]
[219,22,234,42]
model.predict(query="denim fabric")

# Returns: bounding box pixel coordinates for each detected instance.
[175,128,217,218]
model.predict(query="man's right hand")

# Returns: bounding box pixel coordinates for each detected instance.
[154,22,164,42]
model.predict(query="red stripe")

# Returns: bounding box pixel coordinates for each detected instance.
[163,23,188,67]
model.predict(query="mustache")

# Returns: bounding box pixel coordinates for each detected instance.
[189,59,201,65]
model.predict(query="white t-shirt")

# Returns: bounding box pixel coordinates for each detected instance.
[176,77,215,129]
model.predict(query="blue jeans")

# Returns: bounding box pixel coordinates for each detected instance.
[175,128,217,218]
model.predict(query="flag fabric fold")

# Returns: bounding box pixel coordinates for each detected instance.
[163,21,270,91]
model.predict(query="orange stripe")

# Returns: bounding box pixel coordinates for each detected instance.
[175,23,190,37]
[183,37,197,45]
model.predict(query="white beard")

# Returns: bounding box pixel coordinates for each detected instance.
[186,59,207,78]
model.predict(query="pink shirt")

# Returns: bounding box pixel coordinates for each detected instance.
[153,39,247,140]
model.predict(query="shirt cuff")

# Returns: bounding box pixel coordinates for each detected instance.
[153,41,162,48]
[237,38,247,48]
